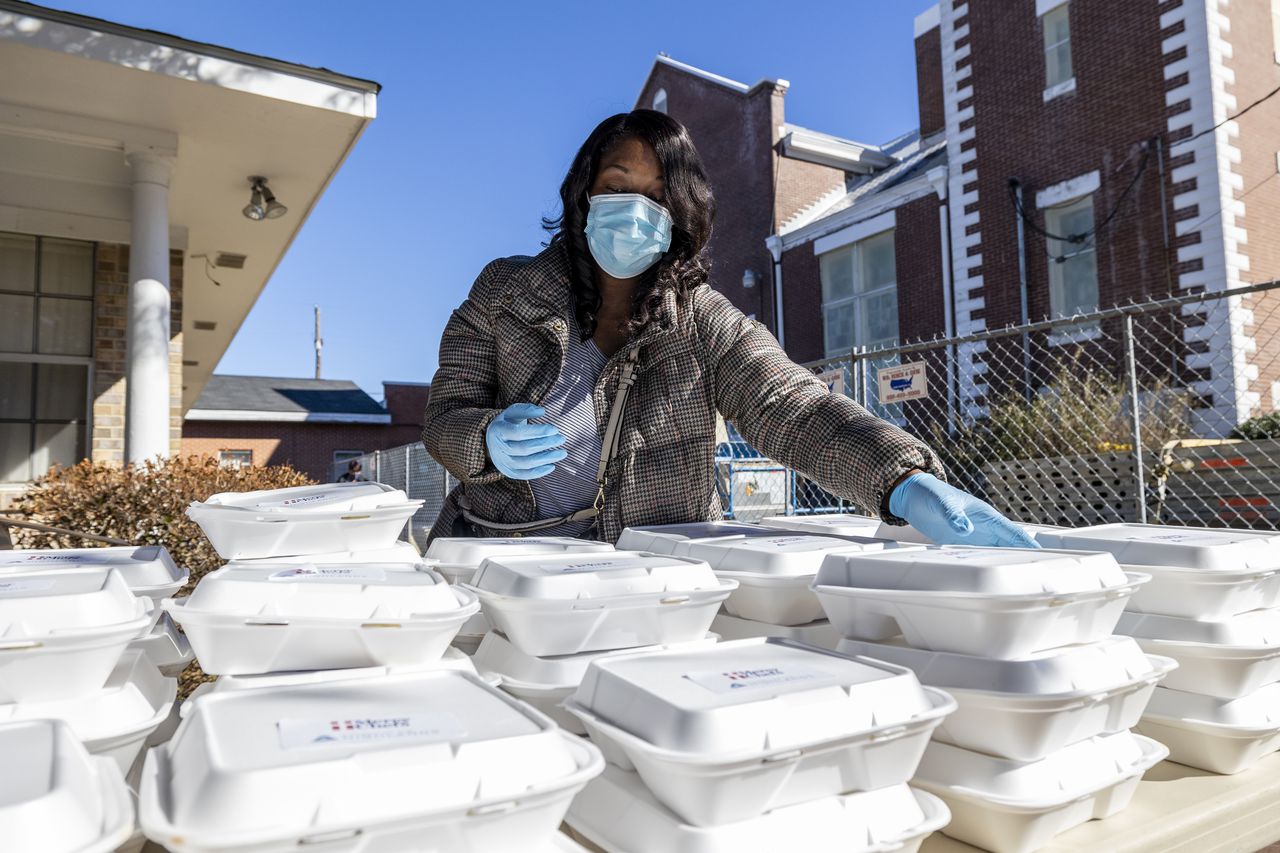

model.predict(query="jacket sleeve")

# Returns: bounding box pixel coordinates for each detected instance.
[693,287,945,523]
[421,260,508,485]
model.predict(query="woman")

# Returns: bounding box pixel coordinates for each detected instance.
[423,109,1034,549]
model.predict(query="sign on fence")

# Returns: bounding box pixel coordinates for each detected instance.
[817,369,845,397]
[877,361,929,403]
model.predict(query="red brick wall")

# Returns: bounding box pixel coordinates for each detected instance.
[775,156,846,231]
[779,243,824,364]
[182,421,419,483]
[895,194,946,343]
[915,27,946,138]
[383,383,430,427]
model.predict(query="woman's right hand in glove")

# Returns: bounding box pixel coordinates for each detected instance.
[485,404,566,480]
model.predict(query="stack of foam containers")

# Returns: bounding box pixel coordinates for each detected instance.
[617,521,915,648]
[814,545,1170,853]
[466,548,733,731]
[563,637,955,852]
[426,536,618,654]
[1036,523,1280,775]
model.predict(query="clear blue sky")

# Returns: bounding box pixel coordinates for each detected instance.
[56,0,928,399]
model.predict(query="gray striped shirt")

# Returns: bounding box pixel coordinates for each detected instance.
[529,318,608,537]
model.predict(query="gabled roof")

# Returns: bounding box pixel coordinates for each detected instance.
[185,375,390,424]
[635,54,788,105]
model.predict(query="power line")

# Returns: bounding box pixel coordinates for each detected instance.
[1170,82,1280,151]
[1176,168,1279,238]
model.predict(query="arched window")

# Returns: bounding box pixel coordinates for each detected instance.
[652,88,668,114]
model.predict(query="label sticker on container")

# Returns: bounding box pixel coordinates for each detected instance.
[277,713,465,750]
[268,567,388,582]
[0,578,58,595]
[684,665,827,694]
[1,553,113,565]
[534,558,648,574]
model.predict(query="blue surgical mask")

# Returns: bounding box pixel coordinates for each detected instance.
[584,193,673,279]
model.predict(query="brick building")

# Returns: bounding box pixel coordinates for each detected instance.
[181,376,429,482]
[641,0,1280,438]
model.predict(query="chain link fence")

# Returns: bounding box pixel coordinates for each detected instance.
[331,445,452,551]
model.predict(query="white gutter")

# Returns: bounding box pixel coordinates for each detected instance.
[766,235,785,350]
[185,410,391,424]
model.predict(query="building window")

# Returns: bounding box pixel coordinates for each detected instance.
[333,450,364,465]
[1045,195,1099,319]
[652,88,668,114]
[218,450,253,470]
[0,231,93,483]
[1042,3,1074,95]
[819,229,898,359]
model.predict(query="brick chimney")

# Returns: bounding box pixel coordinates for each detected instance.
[914,4,945,140]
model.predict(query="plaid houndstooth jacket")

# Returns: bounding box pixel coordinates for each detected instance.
[422,240,945,543]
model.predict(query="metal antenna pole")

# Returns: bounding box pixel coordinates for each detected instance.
[314,305,323,379]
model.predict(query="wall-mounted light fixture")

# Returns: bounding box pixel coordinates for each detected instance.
[742,269,759,289]
[242,176,288,221]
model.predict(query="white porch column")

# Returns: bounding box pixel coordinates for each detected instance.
[124,152,173,465]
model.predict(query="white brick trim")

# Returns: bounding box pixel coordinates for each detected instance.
[1035,170,1100,208]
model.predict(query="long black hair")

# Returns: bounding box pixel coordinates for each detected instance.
[542,110,715,339]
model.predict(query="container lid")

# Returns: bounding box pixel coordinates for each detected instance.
[0,649,173,742]
[813,545,1128,595]
[153,670,591,835]
[915,730,1166,807]
[256,542,428,567]
[615,522,775,554]
[473,630,717,689]
[206,647,478,693]
[571,637,934,754]
[196,482,412,514]
[675,533,911,577]
[1117,608,1280,647]
[0,567,145,636]
[836,636,1168,695]
[469,552,721,600]
[1036,523,1280,572]
[0,719,131,853]
[1145,682,1280,728]
[182,564,462,618]
[426,536,614,568]
[873,521,1065,545]
[0,545,185,593]
[760,514,885,537]
[570,763,948,852]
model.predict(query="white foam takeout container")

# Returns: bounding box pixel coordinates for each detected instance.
[566,637,955,827]
[710,613,841,649]
[672,534,915,626]
[567,763,950,853]
[128,612,193,678]
[464,552,734,657]
[0,567,153,703]
[139,669,603,853]
[472,631,717,736]
[838,636,1175,761]
[426,537,616,586]
[871,522,1067,546]
[912,730,1168,853]
[187,483,423,560]
[760,514,884,537]
[814,548,1146,659]
[1037,523,1280,619]
[164,563,479,675]
[0,719,134,853]
[0,649,175,774]
[1137,682,1280,774]
[1115,607,1280,698]
[244,541,428,567]
[0,545,189,603]
[615,522,777,554]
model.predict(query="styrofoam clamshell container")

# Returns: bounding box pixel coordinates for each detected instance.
[615,522,779,555]
[129,612,193,677]
[838,637,1175,761]
[1116,607,1280,698]
[164,563,479,675]
[0,545,189,602]
[711,613,841,649]
[0,649,175,774]
[427,537,615,585]
[913,730,1168,853]
[0,719,134,853]
[566,637,955,826]
[187,483,423,560]
[0,567,153,703]
[568,763,950,853]
[245,541,429,568]
[814,564,1148,659]
[465,553,734,657]
[472,631,717,736]
[872,521,1066,546]
[674,534,914,626]
[760,513,884,537]
[140,669,604,853]
[1137,682,1280,774]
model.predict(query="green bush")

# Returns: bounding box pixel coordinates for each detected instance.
[1233,411,1280,440]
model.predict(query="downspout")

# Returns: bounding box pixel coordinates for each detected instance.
[766,234,785,350]
[1011,178,1034,402]
[928,166,958,434]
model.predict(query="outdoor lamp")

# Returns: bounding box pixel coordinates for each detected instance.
[242,176,287,221]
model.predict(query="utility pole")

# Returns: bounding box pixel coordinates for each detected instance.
[313,305,322,379]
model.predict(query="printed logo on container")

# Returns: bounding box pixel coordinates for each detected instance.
[684,665,826,694]
[0,578,57,595]
[267,567,388,582]
[534,558,641,574]
[277,713,465,750]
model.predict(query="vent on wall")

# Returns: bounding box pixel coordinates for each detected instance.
[182,360,199,367]
[192,321,217,331]
[214,252,247,269]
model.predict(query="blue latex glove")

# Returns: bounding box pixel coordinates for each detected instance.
[888,472,1040,548]
[485,404,567,480]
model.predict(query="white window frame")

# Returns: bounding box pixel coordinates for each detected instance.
[1041,2,1075,100]
[218,449,253,470]
[652,88,668,114]
[818,228,898,360]
[1043,194,1100,345]
[333,449,365,464]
